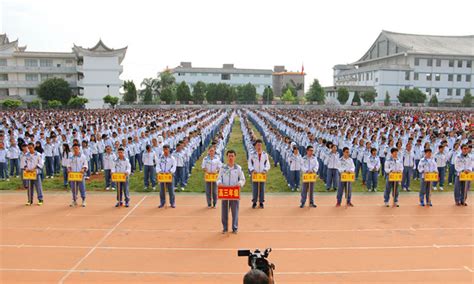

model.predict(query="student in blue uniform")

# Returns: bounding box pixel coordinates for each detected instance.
[156,145,177,208]
[112,147,131,207]
[300,145,319,208]
[417,148,438,206]
[384,148,403,207]
[248,139,270,208]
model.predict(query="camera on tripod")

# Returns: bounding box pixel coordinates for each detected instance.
[238,248,275,278]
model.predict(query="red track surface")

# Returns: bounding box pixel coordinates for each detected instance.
[0,192,472,283]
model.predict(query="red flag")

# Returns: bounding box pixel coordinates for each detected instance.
[301,63,304,74]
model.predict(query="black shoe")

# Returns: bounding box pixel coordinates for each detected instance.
[222,230,227,234]
[252,203,257,209]
[115,202,120,207]
[300,204,304,208]
[259,203,264,209]
[310,203,317,208]
[232,230,238,234]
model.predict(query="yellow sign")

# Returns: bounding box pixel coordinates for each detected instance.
[302,173,317,183]
[68,172,84,182]
[205,172,218,182]
[23,170,37,180]
[157,173,173,183]
[340,172,355,182]
[388,172,402,182]
[252,172,267,182]
[424,172,438,182]
[112,173,127,182]
[460,172,474,181]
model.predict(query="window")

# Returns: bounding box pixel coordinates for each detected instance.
[0,59,6,66]
[426,73,432,81]
[456,89,461,96]
[0,74,8,81]
[405,71,410,80]
[434,88,439,95]
[405,86,409,90]
[221,73,230,80]
[449,59,454,67]
[39,59,53,67]
[448,74,453,81]
[457,60,463,68]
[447,89,453,96]
[467,75,471,82]
[436,59,441,67]
[25,74,38,81]
[0,89,8,96]
[425,88,431,95]
[40,74,53,81]
[435,74,440,81]
[468,60,472,68]
[177,72,185,76]
[457,74,462,82]
[427,58,433,67]
[25,59,38,67]
[414,58,420,66]
[414,73,419,80]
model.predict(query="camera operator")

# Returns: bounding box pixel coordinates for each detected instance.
[243,269,274,284]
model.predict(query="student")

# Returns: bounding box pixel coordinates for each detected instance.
[300,145,319,208]
[156,145,177,208]
[68,144,88,207]
[417,148,438,206]
[143,145,158,191]
[81,140,91,180]
[112,147,131,207]
[202,146,222,208]
[433,145,447,191]
[21,143,44,205]
[103,145,117,191]
[248,139,270,208]
[336,147,355,207]
[61,143,71,188]
[7,138,20,178]
[366,147,381,192]
[384,148,403,207]
[217,150,245,234]
[19,143,28,189]
[401,142,415,192]
[454,144,472,206]
[44,137,54,179]
[0,142,9,181]
[325,144,339,191]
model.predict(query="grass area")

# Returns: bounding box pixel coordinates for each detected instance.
[0,115,456,194]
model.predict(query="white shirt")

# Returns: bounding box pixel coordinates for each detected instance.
[248,151,270,173]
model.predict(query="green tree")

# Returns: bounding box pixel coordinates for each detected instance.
[47,100,62,109]
[337,87,349,105]
[262,86,274,103]
[397,88,426,104]
[206,83,218,103]
[352,92,361,105]
[27,100,41,109]
[192,81,206,103]
[67,97,88,108]
[428,95,438,107]
[281,89,296,102]
[361,91,376,103]
[140,88,154,104]
[2,99,22,109]
[237,83,257,102]
[282,83,297,98]
[158,70,176,91]
[176,82,192,102]
[384,91,391,106]
[37,78,71,105]
[305,79,325,103]
[103,95,119,108]
[216,83,230,102]
[462,90,472,107]
[122,80,137,103]
[140,77,160,101]
[160,87,176,104]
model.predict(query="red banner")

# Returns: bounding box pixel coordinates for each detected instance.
[218,185,241,200]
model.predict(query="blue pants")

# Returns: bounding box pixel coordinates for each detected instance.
[135,153,143,171]
[414,160,420,179]
[70,180,86,201]
[129,155,136,173]
[159,182,175,206]
[384,179,400,203]
[366,171,378,190]
[175,166,186,187]
[91,154,99,173]
[289,170,300,190]
[221,200,239,232]
[362,162,368,183]
[26,178,43,202]
[0,162,9,179]
[337,182,352,203]
[45,156,54,177]
[104,169,116,189]
[9,158,20,176]
[98,153,104,170]
[54,155,61,174]
[144,165,156,187]
[355,160,361,179]
[326,168,338,190]
[86,160,91,177]
[252,182,266,203]
[301,182,315,205]
[205,181,218,207]
[402,166,413,189]
[433,167,446,188]
[420,179,433,204]
[380,157,386,175]
[454,176,470,204]
[448,163,455,184]
[62,166,68,186]
[116,180,130,203]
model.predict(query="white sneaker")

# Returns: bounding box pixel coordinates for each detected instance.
[152,187,156,191]
[440,187,444,191]
[433,187,437,191]
[111,187,116,191]
[384,202,389,207]
[181,187,185,191]
[81,200,86,207]
[105,187,110,191]
[6,178,10,181]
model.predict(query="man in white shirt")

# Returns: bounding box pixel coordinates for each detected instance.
[248,139,270,209]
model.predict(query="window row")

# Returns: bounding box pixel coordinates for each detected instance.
[414,58,473,68]
[407,72,471,82]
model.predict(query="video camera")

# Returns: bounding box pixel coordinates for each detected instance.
[238,248,275,278]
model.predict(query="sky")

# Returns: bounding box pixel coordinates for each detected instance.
[2,0,474,91]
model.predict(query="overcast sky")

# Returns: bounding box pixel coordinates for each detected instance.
[2,0,473,90]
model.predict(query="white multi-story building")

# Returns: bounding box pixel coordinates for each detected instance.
[171,62,273,94]
[327,31,474,104]
[0,34,126,108]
